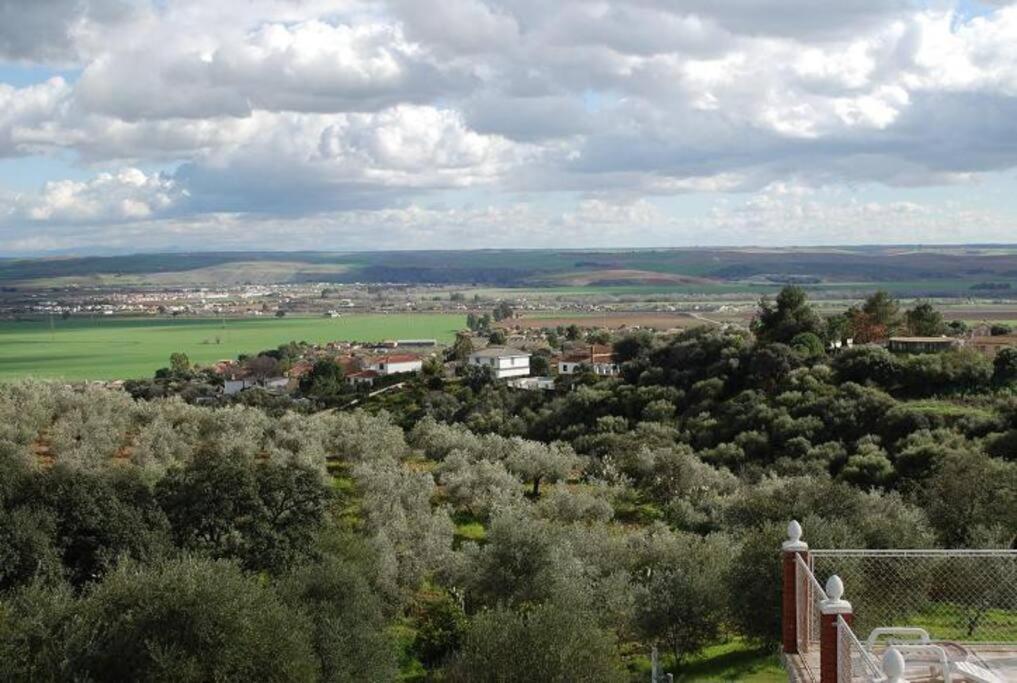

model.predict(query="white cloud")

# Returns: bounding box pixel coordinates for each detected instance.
[15,168,185,223]
[0,78,72,156]
[3,0,1017,250]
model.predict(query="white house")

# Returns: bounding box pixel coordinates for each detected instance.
[507,376,555,391]
[368,353,423,376]
[468,347,531,379]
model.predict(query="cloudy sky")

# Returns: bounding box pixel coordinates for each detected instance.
[2,0,1017,254]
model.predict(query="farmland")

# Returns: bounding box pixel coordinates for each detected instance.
[0,314,464,381]
[510,311,711,330]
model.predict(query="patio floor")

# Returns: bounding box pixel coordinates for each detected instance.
[784,643,1017,681]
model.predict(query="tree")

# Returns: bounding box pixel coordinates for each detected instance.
[447,600,625,683]
[450,332,474,362]
[169,352,191,374]
[993,346,1017,384]
[245,353,281,380]
[849,290,901,343]
[300,359,345,398]
[412,589,468,669]
[826,313,850,343]
[636,534,732,664]
[530,354,550,375]
[832,346,901,386]
[488,329,507,345]
[275,309,287,318]
[492,301,514,322]
[839,441,894,489]
[0,558,318,682]
[751,286,825,344]
[905,301,945,336]
[924,451,1017,546]
[790,332,825,359]
[504,439,580,497]
[614,330,654,362]
[0,506,62,592]
[155,456,329,573]
[565,324,582,341]
[465,312,478,331]
[461,363,494,391]
[436,452,522,516]
[22,465,172,588]
[281,552,398,682]
[749,343,799,391]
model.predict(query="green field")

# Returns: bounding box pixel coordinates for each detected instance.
[0,314,464,381]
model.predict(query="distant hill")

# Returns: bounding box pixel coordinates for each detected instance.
[2,247,1017,296]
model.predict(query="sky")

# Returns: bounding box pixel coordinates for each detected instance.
[2,0,1017,254]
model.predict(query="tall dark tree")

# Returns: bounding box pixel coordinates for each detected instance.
[0,558,319,682]
[849,290,901,343]
[300,359,345,398]
[905,301,945,336]
[155,456,329,574]
[751,286,825,344]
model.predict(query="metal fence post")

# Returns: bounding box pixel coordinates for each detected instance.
[782,520,810,654]
[820,575,852,683]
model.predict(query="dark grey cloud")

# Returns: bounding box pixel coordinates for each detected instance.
[0,0,133,63]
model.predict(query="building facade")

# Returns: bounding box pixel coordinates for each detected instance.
[967,335,1017,358]
[887,336,962,354]
[468,347,531,379]
[558,344,620,376]
[369,353,423,376]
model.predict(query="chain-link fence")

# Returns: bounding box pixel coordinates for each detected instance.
[812,550,1017,644]
[837,615,883,683]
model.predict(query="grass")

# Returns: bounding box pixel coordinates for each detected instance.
[0,314,465,381]
[627,639,784,682]
[451,511,487,545]
[903,399,996,421]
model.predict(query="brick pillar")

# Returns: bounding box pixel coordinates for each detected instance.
[820,575,852,683]
[781,520,809,654]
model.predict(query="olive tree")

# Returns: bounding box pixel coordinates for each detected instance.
[504,439,580,497]
[635,533,734,664]
[447,600,625,683]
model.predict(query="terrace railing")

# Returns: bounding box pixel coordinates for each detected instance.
[836,615,883,683]
[811,549,1017,644]
[796,553,827,653]
[781,522,1017,683]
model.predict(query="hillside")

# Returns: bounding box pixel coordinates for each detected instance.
[2,247,1017,296]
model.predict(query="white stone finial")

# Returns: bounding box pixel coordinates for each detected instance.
[820,574,852,614]
[883,647,905,682]
[782,520,808,551]
[826,575,844,601]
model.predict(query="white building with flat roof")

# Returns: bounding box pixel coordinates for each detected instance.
[368,354,423,376]
[468,347,531,379]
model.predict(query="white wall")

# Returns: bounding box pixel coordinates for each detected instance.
[373,360,423,375]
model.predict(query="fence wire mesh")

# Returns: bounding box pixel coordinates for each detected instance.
[838,615,883,683]
[812,550,1017,644]
[796,554,826,653]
